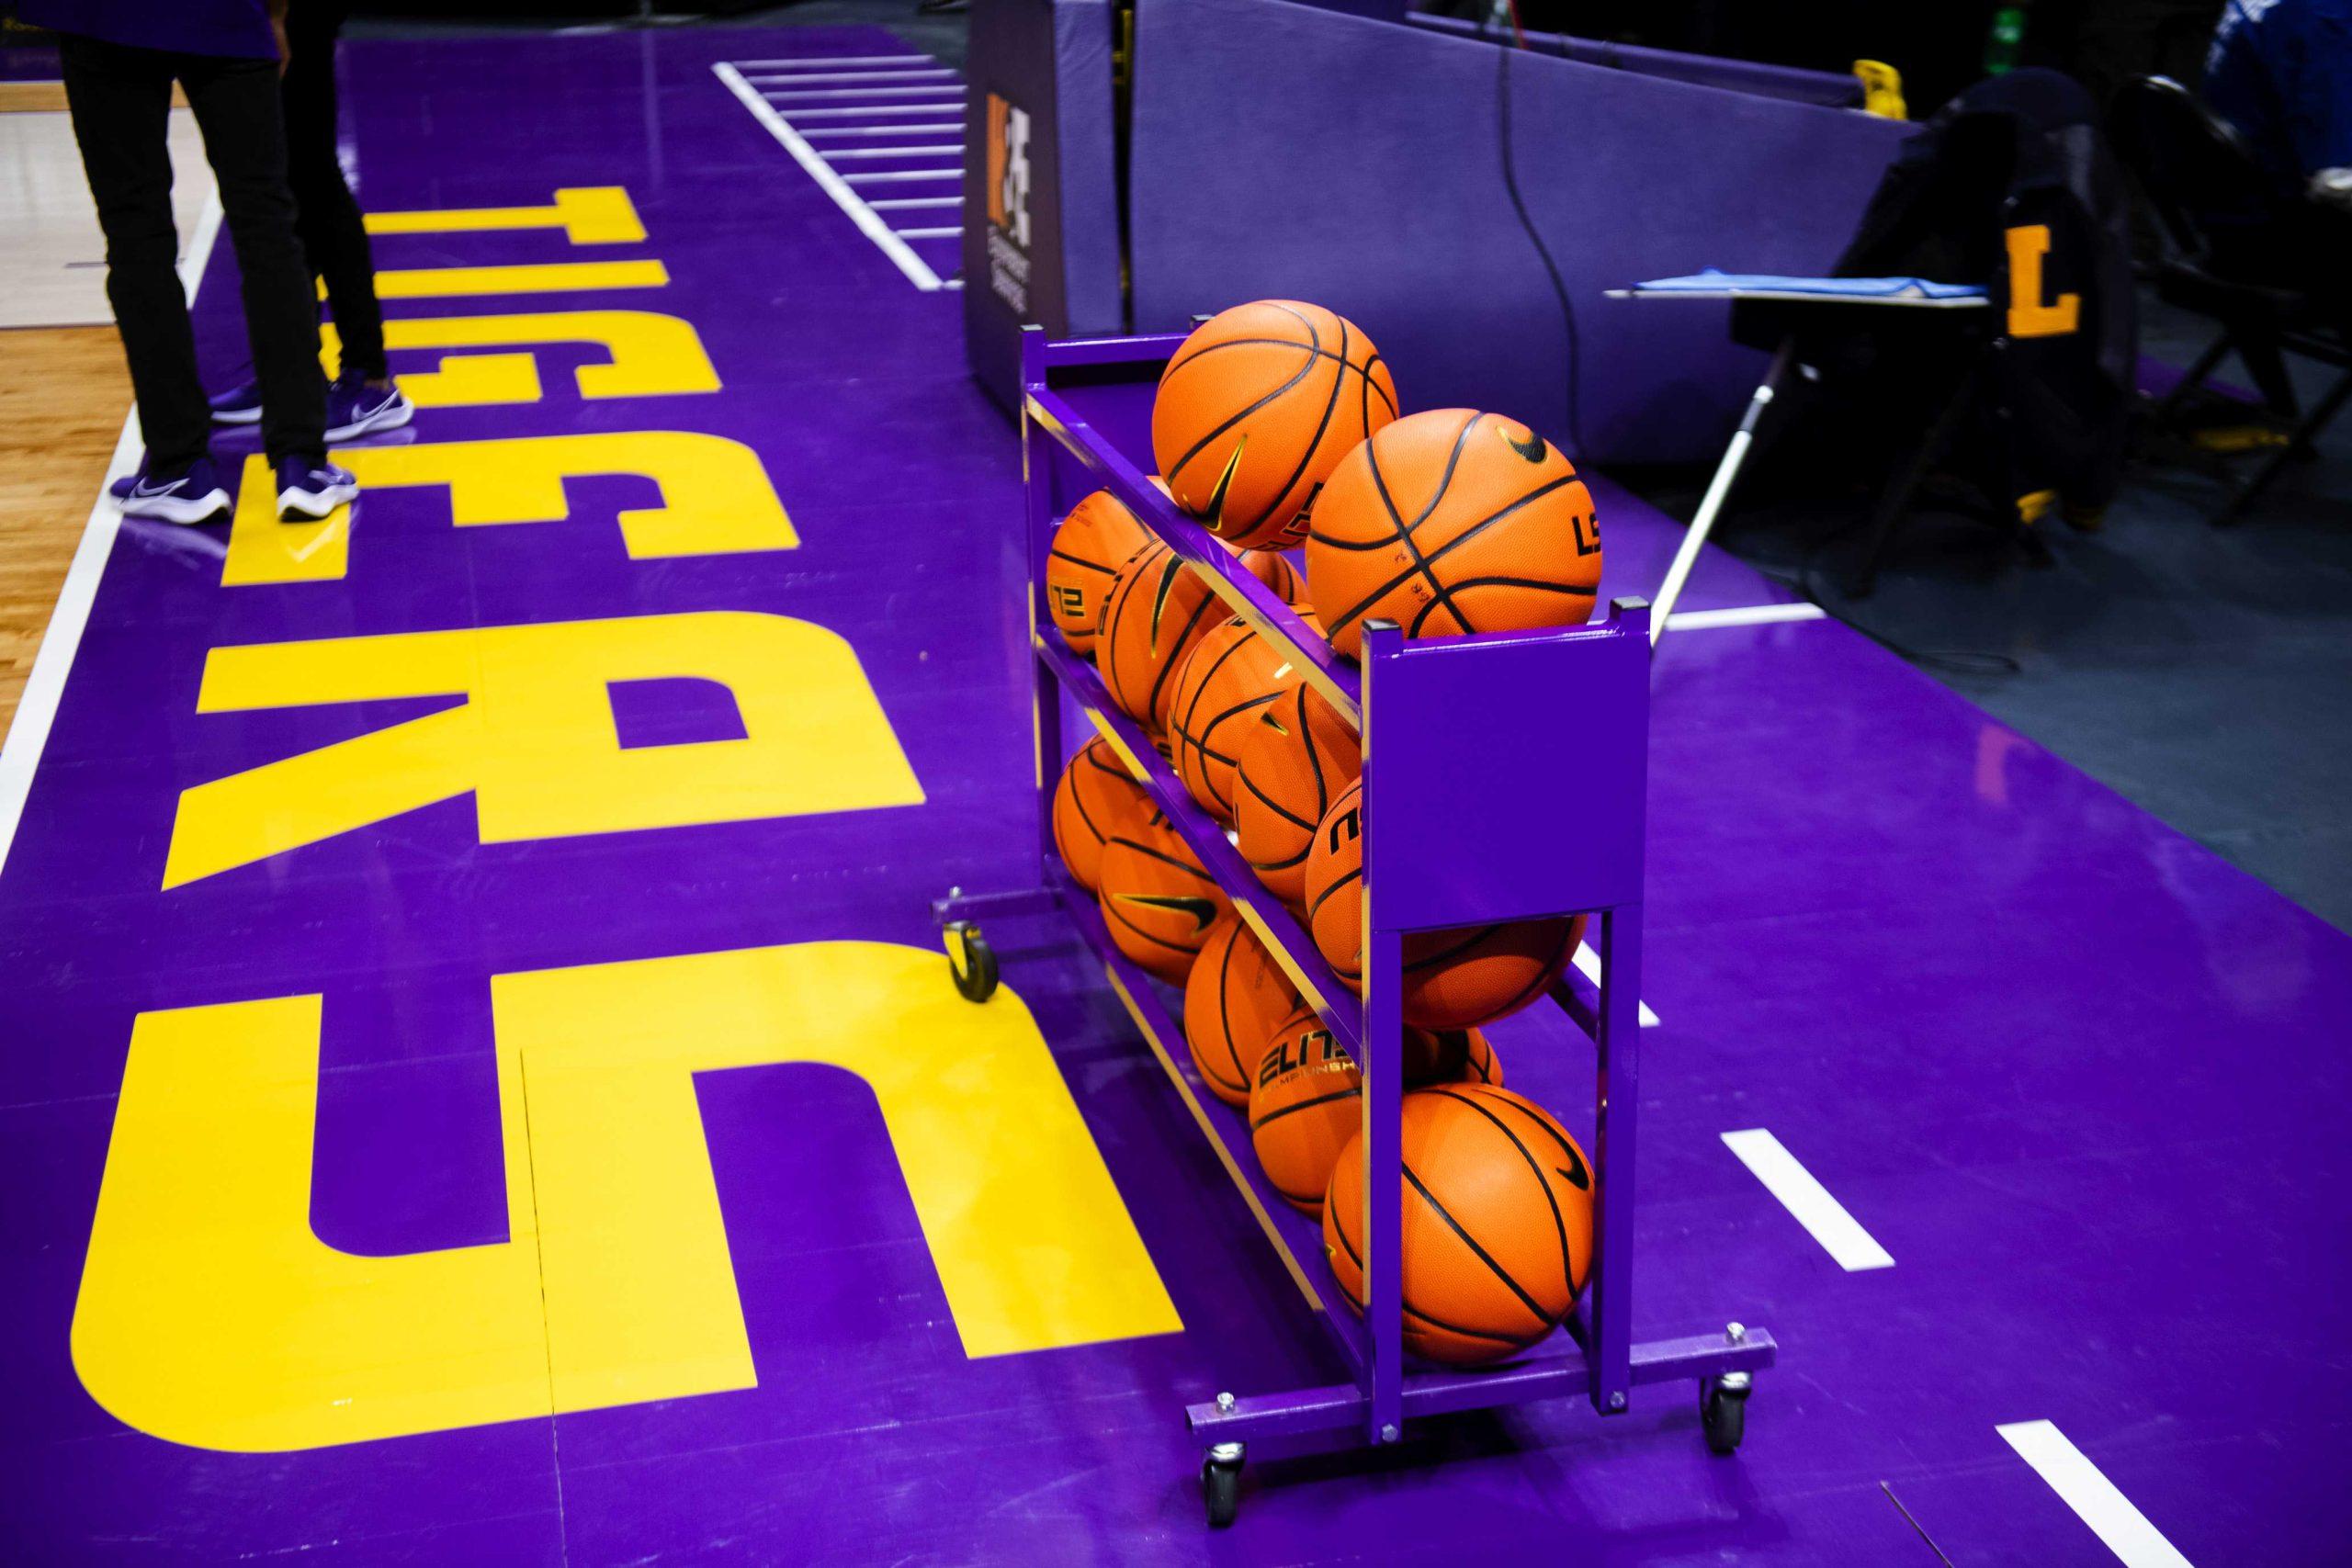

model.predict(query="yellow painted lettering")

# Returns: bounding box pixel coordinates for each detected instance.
[162,612,919,887]
[71,944,1178,1450]
[366,259,668,299]
[224,432,793,586]
[364,186,647,244]
[2004,223,2080,338]
[322,310,720,407]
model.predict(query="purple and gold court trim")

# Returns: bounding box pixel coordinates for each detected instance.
[0,24,2346,1565]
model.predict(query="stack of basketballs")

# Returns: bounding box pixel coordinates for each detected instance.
[1046,299,1605,1368]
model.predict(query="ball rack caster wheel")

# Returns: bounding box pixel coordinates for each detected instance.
[944,919,998,1003]
[1200,1440,1245,1528]
[1701,1371,1750,1455]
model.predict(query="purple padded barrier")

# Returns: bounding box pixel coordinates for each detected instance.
[963,0,1124,412]
[1410,14,1868,108]
[1127,0,1908,462]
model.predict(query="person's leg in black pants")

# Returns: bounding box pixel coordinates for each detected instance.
[175,52,330,468]
[282,0,389,386]
[59,36,211,477]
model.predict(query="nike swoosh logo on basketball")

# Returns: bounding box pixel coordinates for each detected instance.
[1114,892,1221,934]
[1203,439,1247,526]
[1500,426,1548,463]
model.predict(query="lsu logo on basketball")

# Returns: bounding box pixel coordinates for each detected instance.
[984,93,1033,315]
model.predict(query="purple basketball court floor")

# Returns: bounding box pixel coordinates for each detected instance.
[2,25,2346,1566]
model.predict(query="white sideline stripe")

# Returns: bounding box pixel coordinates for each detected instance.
[741,70,957,85]
[800,125,965,139]
[1720,1129,1895,1270]
[729,54,933,68]
[1664,603,1828,631]
[821,145,962,160]
[868,197,962,209]
[893,227,960,239]
[713,62,945,292]
[842,169,961,186]
[763,86,967,102]
[784,105,968,119]
[0,189,224,877]
[944,279,964,290]
[1997,1421,2195,1568]
[1569,942,1659,1026]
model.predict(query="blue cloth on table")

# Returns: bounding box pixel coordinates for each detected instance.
[1631,269,1989,299]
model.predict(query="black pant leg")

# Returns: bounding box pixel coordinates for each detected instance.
[179,53,330,466]
[59,36,209,472]
[283,1,387,380]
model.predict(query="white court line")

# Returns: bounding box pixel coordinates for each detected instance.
[1569,942,1660,1026]
[800,125,964,139]
[730,54,932,68]
[868,196,962,209]
[0,189,224,877]
[784,105,969,120]
[821,145,963,160]
[841,169,961,186]
[893,227,960,239]
[1720,1129,1894,1270]
[1664,603,1827,631]
[741,70,956,85]
[1997,1421,2195,1568]
[713,62,947,292]
[763,86,967,102]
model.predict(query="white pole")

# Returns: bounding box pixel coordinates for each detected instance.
[1651,338,1794,649]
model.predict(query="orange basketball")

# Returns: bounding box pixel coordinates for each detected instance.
[1404,916,1583,1031]
[1250,1004,1361,1214]
[1235,683,1357,904]
[1305,781,1580,1028]
[1098,809,1231,985]
[1323,1084,1594,1365]
[1046,491,1150,658]
[1402,1027,1503,1088]
[1234,545,1302,603]
[1306,409,1603,659]
[1183,913,1299,1107]
[1050,737,1152,893]
[1303,780,1364,987]
[1100,542,1222,733]
[1154,300,1398,549]
[1169,619,1306,821]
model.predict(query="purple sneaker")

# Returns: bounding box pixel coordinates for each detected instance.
[277,457,358,522]
[108,457,231,525]
[208,378,263,426]
[325,374,413,441]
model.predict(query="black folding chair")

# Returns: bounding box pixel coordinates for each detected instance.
[2108,75,2352,525]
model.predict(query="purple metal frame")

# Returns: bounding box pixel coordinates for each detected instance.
[936,326,1774,1468]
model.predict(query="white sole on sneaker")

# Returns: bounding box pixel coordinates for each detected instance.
[278,481,358,522]
[326,397,414,443]
[119,487,232,525]
[210,405,263,426]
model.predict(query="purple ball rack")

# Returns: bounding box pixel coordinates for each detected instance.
[934,326,1775,1522]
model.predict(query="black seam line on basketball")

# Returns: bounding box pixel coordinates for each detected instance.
[1300,689,1334,825]
[1325,1212,1519,1342]
[1110,837,1216,882]
[1250,1081,1363,1133]
[1325,471,1581,639]
[1402,1165,1555,1331]
[1429,1087,1576,1303]
[1144,571,1218,723]
[1048,548,1122,577]
[1333,412,1478,638]
[1488,934,1570,1019]
[1166,305,1323,499]
[1306,863,1362,925]
[1103,900,1195,954]
[1424,575,1598,598]
[1162,337,1400,421]
[1404,923,1504,973]
[1239,312,1351,539]
[1069,773,1109,849]
[1407,592,1476,639]
[1214,926,1252,1085]
[1174,635,1254,759]
[1239,766,1317,834]
[1484,1082,1589,1185]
